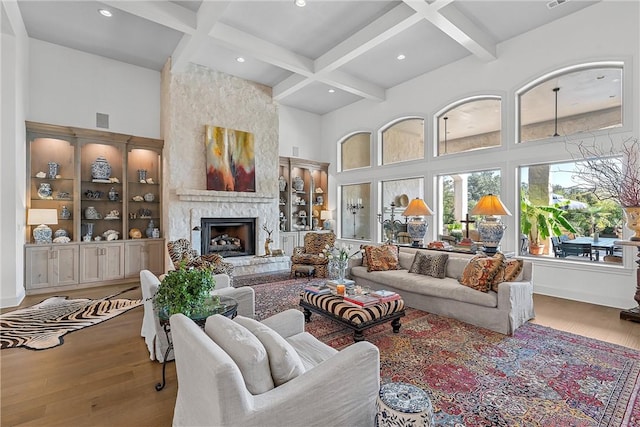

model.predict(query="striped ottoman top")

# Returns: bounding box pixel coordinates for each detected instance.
[301,292,405,325]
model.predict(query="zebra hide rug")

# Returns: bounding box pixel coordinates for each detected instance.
[0,287,141,350]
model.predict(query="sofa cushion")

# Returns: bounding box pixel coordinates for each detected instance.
[234,316,305,386]
[398,252,415,270]
[491,258,524,292]
[205,314,275,395]
[446,257,471,280]
[458,254,503,292]
[409,251,448,279]
[364,245,399,272]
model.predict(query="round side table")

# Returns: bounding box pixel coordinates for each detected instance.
[376,382,435,427]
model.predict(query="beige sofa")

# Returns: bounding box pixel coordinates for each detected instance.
[350,247,534,335]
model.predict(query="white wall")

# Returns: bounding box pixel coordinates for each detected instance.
[322,1,640,309]
[1,2,28,308]
[29,39,161,138]
[278,105,324,161]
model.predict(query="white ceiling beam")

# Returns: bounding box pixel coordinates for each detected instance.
[403,0,496,61]
[315,3,422,73]
[2,0,28,38]
[273,74,311,101]
[317,69,385,101]
[101,1,196,35]
[210,22,314,76]
[171,2,230,73]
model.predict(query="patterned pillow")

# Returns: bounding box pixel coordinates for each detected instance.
[458,254,503,292]
[491,258,524,292]
[364,245,399,272]
[409,252,449,279]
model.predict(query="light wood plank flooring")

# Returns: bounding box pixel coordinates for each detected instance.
[1,283,639,426]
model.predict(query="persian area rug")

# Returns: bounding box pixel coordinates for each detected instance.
[253,280,640,427]
[0,287,141,351]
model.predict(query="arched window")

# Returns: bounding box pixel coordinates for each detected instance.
[340,132,371,172]
[517,62,623,143]
[435,96,501,156]
[380,118,424,165]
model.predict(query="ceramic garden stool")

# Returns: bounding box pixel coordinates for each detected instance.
[291,265,316,280]
[376,382,435,427]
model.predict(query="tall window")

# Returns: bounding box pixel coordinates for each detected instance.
[436,97,501,156]
[438,170,501,239]
[380,118,424,165]
[518,63,623,143]
[380,178,424,243]
[519,161,623,261]
[341,183,371,240]
[340,132,371,171]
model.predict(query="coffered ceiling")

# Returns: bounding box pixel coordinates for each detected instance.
[13,0,598,115]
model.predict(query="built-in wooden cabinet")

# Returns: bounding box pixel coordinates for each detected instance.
[25,121,164,293]
[24,244,80,290]
[279,157,329,233]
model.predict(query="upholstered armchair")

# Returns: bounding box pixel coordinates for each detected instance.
[170,309,380,427]
[140,269,255,362]
[167,238,234,277]
[290,232,336,278]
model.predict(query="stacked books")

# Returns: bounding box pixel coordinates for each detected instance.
[371,290,402,303]
[343,294,381,307]
[304,284,331,295]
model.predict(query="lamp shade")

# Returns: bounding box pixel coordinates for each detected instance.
[469,194,512,216]
[320,210,332,220]
[402,198,433,217]
[28,209,58,244]
[27,209,58,225]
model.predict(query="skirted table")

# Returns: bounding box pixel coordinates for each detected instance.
[376,382,435,426]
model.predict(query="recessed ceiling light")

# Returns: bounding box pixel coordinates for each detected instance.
[294,0,306,7]
[328,89,335,93]
[397,54,406,60]
[236,57,245,63]
[98,9,112,17]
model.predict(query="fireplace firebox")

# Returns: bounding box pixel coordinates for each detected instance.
[201,218,256,257]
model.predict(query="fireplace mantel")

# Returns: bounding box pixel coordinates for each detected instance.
[176,189,275,204]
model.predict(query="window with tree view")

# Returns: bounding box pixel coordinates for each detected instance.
[519,161,623,263]
[438,170,501,242]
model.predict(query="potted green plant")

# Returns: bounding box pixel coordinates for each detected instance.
[153,263,216,316]
[521,197,578,255]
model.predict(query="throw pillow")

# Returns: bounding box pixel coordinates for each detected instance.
[409,252,449,279]
[491,258,524,292]
[205,314,275,395]
[458,254,503,292]
[364,245,399,272]
[234,316,305,386]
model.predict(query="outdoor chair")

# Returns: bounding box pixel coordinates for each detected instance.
[559,242,596,261]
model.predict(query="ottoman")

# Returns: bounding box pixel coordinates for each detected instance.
[376,382,435,427]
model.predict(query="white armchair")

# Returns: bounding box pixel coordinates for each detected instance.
[170,309,380,427]
[140,269,255,362]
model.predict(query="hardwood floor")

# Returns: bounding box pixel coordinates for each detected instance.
[1,283,639,426]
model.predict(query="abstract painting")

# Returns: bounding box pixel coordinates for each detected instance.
[205,125,255,192]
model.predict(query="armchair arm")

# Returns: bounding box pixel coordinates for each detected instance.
[213,286,256,319]
[259,309,305,338]
[245,342,380,427]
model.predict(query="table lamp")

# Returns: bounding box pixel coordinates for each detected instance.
[321,210,334,231]
[27,208,58,244]
[470,194,512,255]
[402,198,433,247]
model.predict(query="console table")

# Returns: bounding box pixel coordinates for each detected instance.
[615,240,640,322]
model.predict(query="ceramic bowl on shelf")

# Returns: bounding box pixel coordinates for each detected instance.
[144,192,155,202]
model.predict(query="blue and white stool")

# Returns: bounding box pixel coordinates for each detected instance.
[376,382,435,427]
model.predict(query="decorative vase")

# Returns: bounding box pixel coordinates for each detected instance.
[108,187,119,201]
[137,169,147,182]
[48,162,59,179]
[84,206,98,219]
[623,206,640,241]
[146,220,155,238]
[152,228,160,238]
[91,156,111,180]
[60,205,71,220]
[278,176,287,192]
[292,176,304,192]
[37,182,53,199]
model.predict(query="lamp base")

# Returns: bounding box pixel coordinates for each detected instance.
[482,246,499,256]
[407,219,427,248]
[33,224,53,244]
